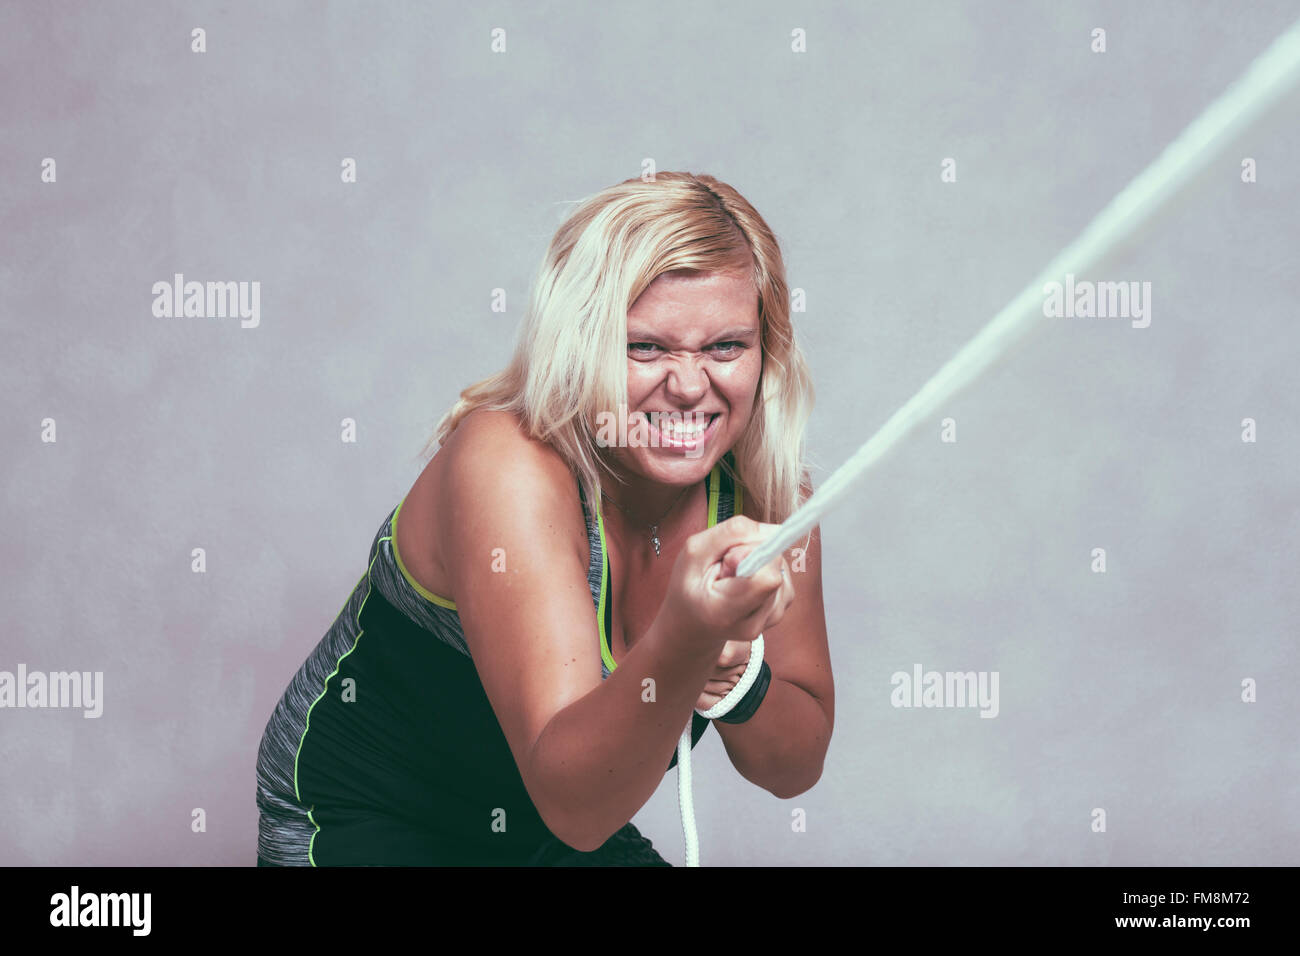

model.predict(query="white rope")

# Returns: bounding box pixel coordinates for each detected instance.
[671,16,1300,866]
[734,16,1300,583]
[675,633,764,866]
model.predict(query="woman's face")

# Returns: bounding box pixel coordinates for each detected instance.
[614,269,762,487]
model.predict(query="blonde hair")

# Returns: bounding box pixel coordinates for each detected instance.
[420,171,815,524]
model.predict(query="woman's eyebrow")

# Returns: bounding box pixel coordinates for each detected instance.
[627,327,758,341]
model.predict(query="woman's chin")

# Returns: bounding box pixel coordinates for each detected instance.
[623,449,721,484]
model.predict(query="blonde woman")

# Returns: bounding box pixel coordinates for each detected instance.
[255,172,833,866]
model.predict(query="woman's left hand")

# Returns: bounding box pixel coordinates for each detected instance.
[694,639,754,711]
[694,552,794,710]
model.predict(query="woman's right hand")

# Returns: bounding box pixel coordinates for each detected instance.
[659,515,791,654]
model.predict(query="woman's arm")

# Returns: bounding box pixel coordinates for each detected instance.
[524,608,728,850]
[438,411,779,852]
[712,478,834,798]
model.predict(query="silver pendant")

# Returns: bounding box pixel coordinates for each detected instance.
[650,525,661,556]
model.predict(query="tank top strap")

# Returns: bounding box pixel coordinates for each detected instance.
[712,450,742,523]
[575,479,607,624]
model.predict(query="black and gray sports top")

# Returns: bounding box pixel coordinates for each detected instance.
[254,456,742,866]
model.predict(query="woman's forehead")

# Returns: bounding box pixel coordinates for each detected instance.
[630,273,757,324]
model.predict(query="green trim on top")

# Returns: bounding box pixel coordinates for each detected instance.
[596,494,616,673]
[712,460,722,528]
[294,547,387,865]
[390,497,458,610]
[599,462,723,674]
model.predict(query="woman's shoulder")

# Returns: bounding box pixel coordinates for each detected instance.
[395,409,588,614]
[436,408,585,529]
[434,408,592,608]
[443,408,574,484]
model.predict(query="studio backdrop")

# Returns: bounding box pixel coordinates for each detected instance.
[2,0,1297,865]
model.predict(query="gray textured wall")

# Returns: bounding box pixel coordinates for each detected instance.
[2,0,1296,866]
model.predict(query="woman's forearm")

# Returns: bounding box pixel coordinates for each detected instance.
[523,619,725,852]
[711,676,831,799]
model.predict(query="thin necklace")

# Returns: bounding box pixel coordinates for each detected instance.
[601,483,693,557]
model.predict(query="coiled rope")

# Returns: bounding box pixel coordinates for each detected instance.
[675,633,764,866]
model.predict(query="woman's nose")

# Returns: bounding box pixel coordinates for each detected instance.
[664,357,709,403]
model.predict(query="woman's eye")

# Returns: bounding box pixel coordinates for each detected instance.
[627,341,745,357]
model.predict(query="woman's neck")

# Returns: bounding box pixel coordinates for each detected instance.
[599,460,709,534]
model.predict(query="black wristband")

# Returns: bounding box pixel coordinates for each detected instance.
[714,659,772,724]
